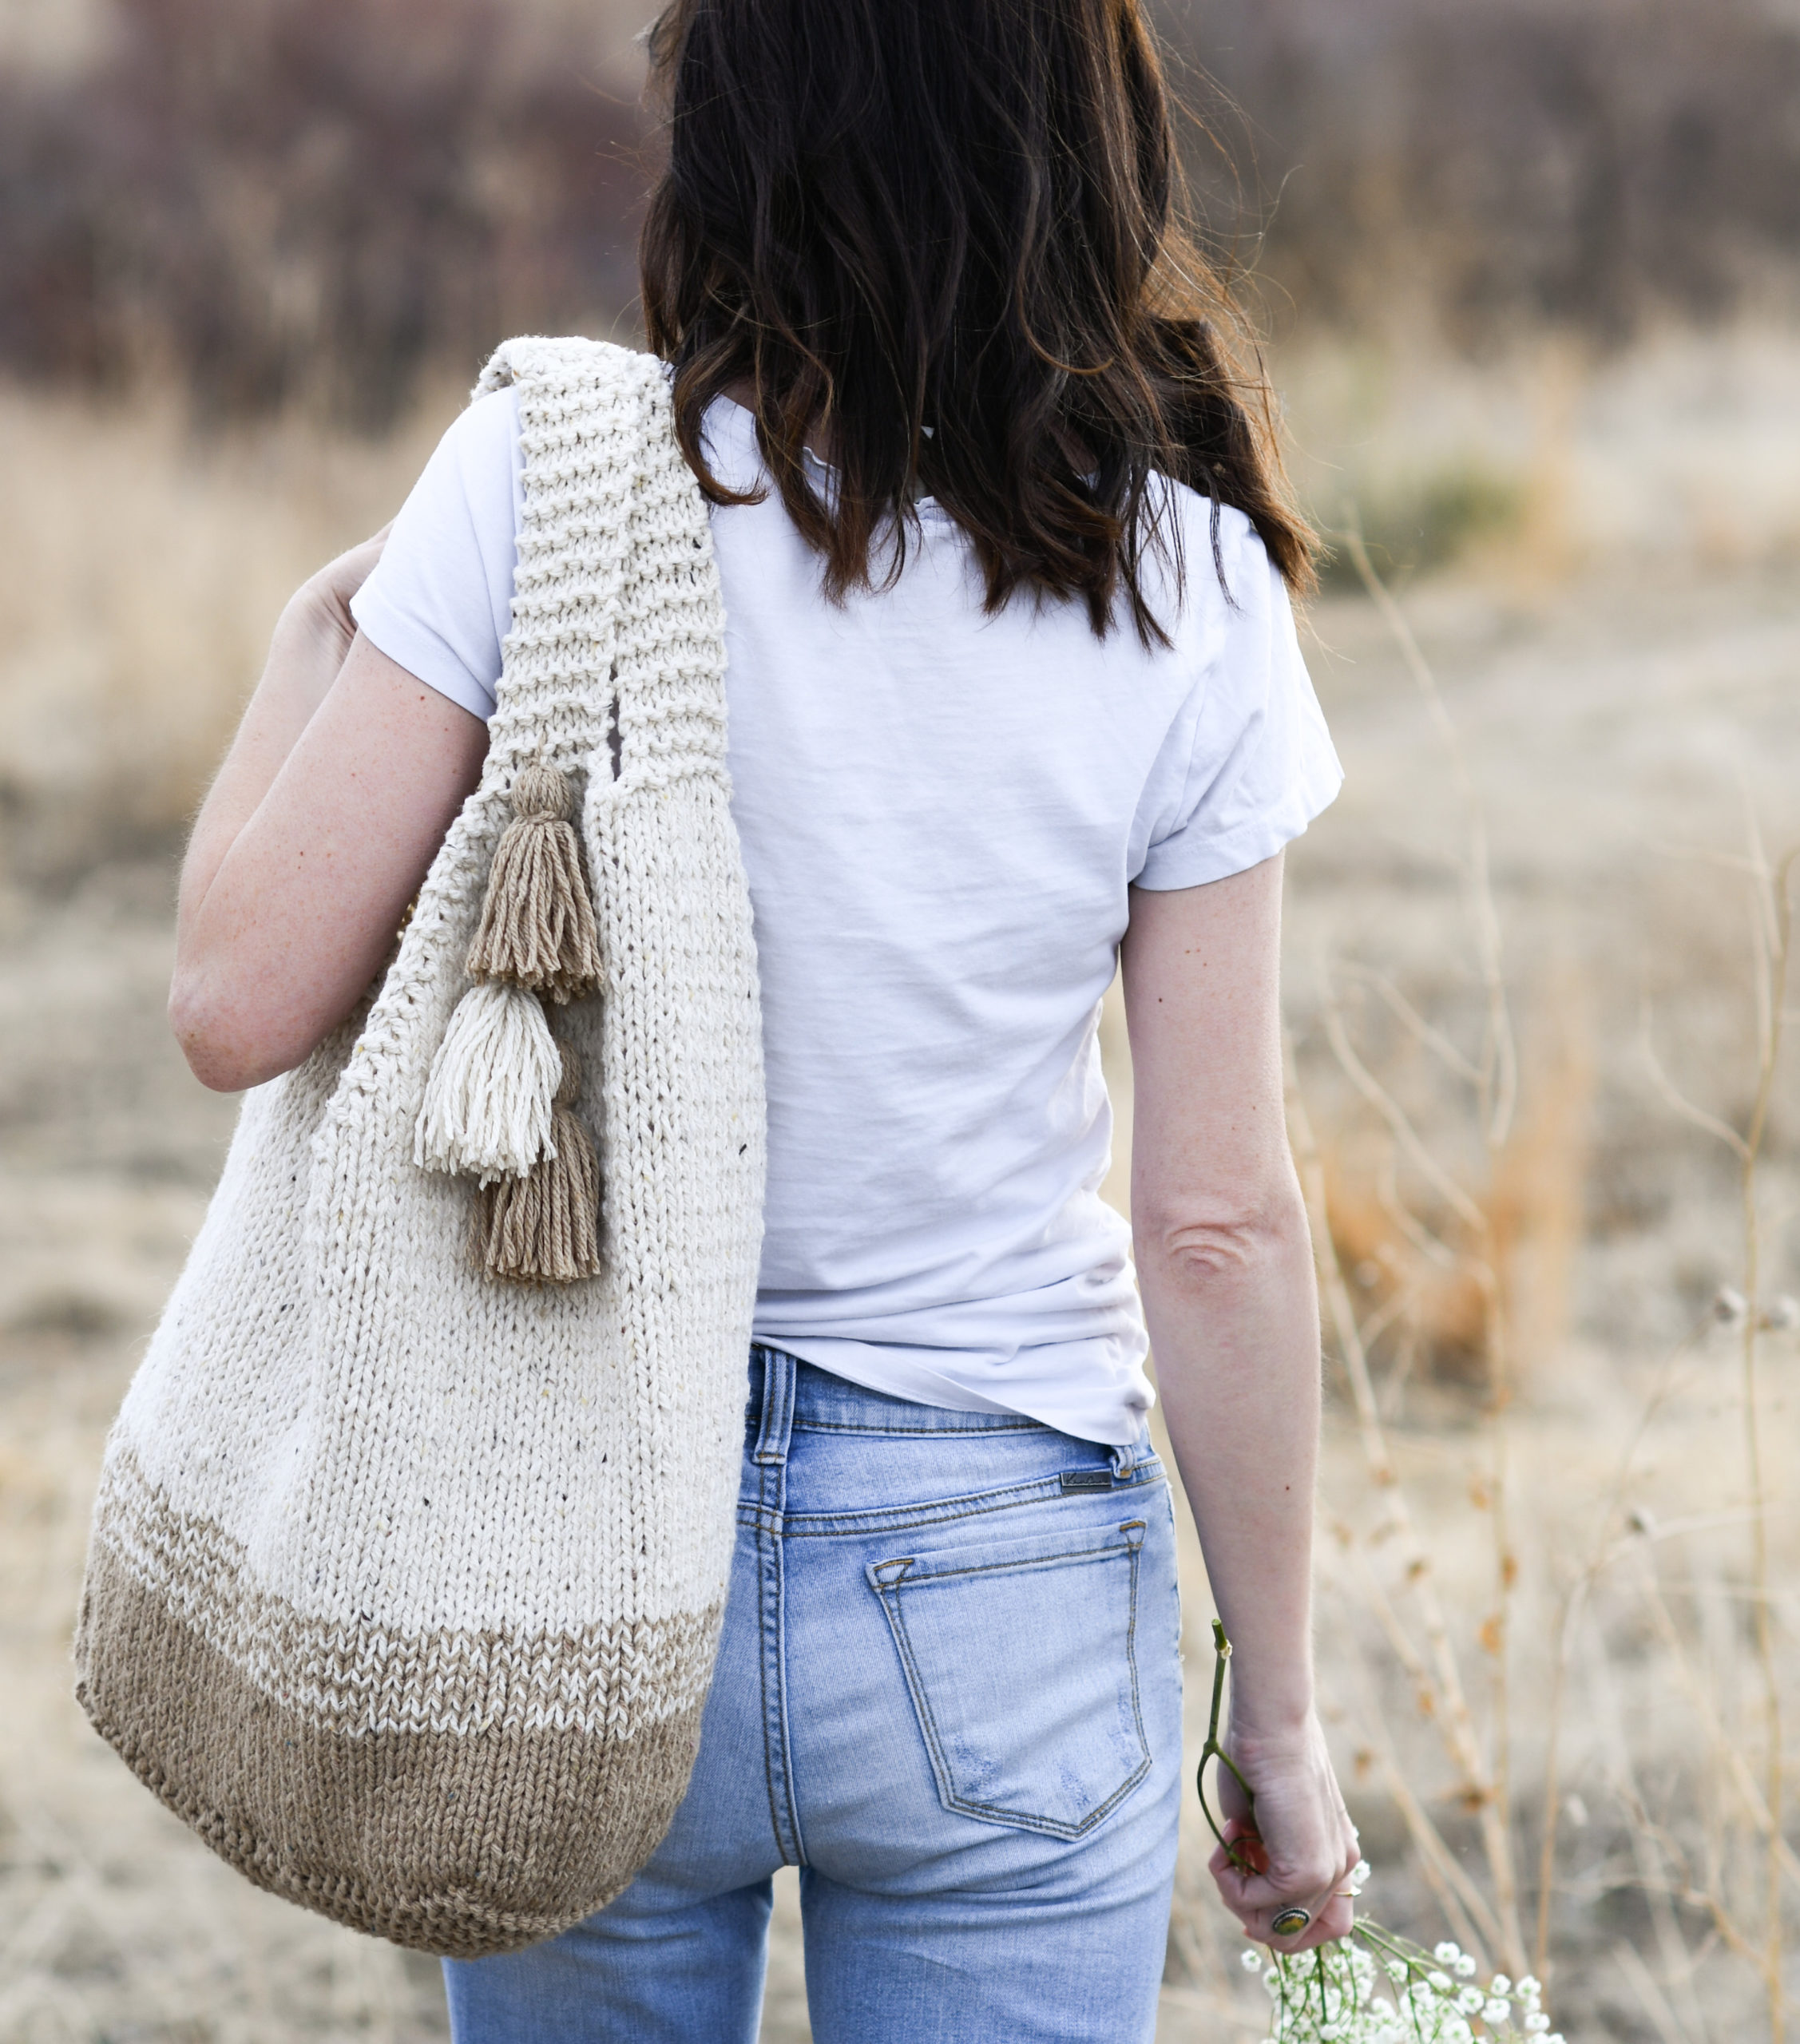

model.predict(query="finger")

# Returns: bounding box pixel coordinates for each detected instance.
[1221,1820,1269,1875]
[1207,1842,1264,1903]
[1207,1849,1283,1936]
[1336,1827,1366,1893]
[1256,1880,1356,1951]
[1213,1872,1327,1944]
[1283,1891,1356,1953]
[1217,1852,1356,1945]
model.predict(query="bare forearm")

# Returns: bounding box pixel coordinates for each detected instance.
[171,640,487,1091]
[178,591,357,929]
[1139,1185,1321,1733]
[1120,866,1356,1944]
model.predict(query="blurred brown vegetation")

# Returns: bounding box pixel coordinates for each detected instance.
[0,0,646,426]
[2,0,1800,425]
[1168,0,1800,346]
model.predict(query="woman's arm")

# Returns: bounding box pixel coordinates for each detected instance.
[170,537,490,1091]
[1121,853,1359,1951]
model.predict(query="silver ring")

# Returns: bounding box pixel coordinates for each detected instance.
[1271,1907,1311,1937]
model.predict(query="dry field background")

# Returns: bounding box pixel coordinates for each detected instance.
[2,319,1800,2044]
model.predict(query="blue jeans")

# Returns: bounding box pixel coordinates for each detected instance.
[443,1347,1183,2042]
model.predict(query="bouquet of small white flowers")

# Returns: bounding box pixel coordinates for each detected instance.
[1241,1927,1560,2043]
[1199,1625,1560,2044]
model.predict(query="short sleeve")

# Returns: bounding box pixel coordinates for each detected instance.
[349,385,522,724]
[1134,516,1342,890]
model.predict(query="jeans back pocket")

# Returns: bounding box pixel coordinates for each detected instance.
[866,1517,1152,1841]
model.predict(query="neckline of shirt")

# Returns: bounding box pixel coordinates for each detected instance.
[710,394,950,521]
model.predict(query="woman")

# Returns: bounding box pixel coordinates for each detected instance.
[167,0,1357,2035]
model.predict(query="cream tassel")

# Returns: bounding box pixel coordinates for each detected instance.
[471,1046,603,1282]
[414,981,561,1185]
[466,761,602,1004]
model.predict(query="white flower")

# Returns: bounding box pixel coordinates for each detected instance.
[1243,1951,1264,1973]
[1715,1285,1748,1324]
[1490,1975,1512,1995]
[1486,1998,1513,2025]
[1515,1975,1540,1999]
[1434,1942,1462,1964]
[1429,1971,1453,1992]
[1458,1987,1485,2013]
[1385,1959,1409,1983]
[1456,1954,1478,1977]
[1525,2017,1551,2034]
[1348,1859,1373,1894]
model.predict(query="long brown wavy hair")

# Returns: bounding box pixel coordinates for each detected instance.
[639,0,1314,642]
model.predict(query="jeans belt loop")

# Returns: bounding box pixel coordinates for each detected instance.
[752,1345,799,1468]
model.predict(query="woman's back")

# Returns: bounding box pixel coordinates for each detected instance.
[351,382,1338,1442]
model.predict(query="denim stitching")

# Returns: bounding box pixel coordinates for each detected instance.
[750,1349,806,1866]
[881,1567,1148,1841]
[1120,1520,1151,1781]
[739,1474,1165,1539]
[755,1479,788,1859]
[867,1518,1155,1843]
[870,1567,967,1832]
[866,1543,1137,1587]
[740,1462,1166,1541]
[790,1416,1045,1438]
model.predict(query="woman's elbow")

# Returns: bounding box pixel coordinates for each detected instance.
[168,971,292,1093]
[1133,1178,1311,1293]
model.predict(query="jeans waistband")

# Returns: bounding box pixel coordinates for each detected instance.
[747,1345,1136,1476]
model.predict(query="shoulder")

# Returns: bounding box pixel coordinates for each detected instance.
[476,335,669,409]
[440,383,521,470]
[1144,477,1286,628]
[393,386,519,547]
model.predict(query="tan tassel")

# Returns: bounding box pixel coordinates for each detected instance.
[466,761,602,1004]
[472,1046,603,1283]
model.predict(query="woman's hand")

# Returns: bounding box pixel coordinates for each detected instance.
[293,525,393,678]
[1207,1710,1362,1955]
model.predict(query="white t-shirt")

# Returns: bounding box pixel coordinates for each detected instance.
[351,386,1341,1444]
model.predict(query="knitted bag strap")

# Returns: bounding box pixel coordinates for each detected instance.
[473,335,660,773]
[605,362,733,800]
[410,337,728,1283]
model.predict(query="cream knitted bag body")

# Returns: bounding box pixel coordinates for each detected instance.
[73,338,767,1958]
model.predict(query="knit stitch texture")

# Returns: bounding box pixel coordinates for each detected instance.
[73,338,768,1957]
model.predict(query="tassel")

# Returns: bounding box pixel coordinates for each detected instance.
[466,761,602,1004]
[471,1046,603,1282]
[415,981,561,1185]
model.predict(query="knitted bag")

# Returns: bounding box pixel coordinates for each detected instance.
[73,338,767,1958]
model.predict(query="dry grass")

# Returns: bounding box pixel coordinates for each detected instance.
[0,382,450,879]
[2,328,1800,2039]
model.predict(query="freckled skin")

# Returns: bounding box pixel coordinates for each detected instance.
[169,529,489,1094]
[1124,859,1358,1949]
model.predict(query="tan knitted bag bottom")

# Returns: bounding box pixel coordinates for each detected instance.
[73,339,767,1956]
